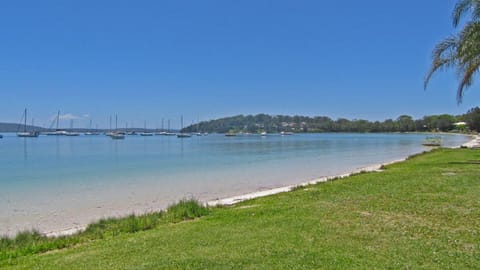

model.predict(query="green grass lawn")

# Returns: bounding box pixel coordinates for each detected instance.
[3,148,480,269]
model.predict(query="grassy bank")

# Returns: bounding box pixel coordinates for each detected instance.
[0,199,209,264]
[3,148,480,269]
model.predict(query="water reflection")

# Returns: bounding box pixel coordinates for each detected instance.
[23,138,28,162]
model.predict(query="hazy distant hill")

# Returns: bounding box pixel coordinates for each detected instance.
[0,122,168,133]
[0,123,47,132]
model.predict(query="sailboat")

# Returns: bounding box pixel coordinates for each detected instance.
[177,116,192,138]
[110,114,125,140]
[65,119,80,136]
[140,121,154,136]
[165,119,176,136]
[45,111,68,135]
[85,119,100,135]
[17,108,39,137]
[155,118,167,135]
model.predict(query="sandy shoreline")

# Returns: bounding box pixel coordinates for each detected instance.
[45,159,401,237]
[39,134,478,238]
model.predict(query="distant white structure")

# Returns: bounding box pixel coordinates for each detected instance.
[454,121,467,126]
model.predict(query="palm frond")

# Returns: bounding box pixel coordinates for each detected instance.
[424,37,458,89]
[452,0,480,27]
[457,57,480,103]
[457,22,480,65]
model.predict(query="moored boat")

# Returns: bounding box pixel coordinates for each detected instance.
[140,121,154,136]
[110,114,126,140]
[110,132,125,139]
[422,136,442,146]
[16,108,39,138]
[177,116,191,138]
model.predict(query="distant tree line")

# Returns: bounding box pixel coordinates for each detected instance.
[183,107,480,134]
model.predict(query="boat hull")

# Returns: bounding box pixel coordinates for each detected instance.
[17,132,39,138]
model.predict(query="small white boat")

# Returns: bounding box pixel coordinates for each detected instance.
[281,131,293,136]
[260,131,267,137]
[225,132,237,137]
[17,131,40,137]
[110,132,125,140]
[140,120,154,136]
[85,120,100,135]
[108,114,127,139]
[65,132,80,136]
[45,130,68,136]
[177,133,192,138]
[422,136,442,146]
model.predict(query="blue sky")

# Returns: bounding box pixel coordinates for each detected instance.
[1,0,479,129]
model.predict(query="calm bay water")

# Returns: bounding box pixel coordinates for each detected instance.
[0,133,471,235]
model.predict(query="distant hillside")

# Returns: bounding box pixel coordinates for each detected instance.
[0,122,171,133]
[0,123,47,132]
[182,109,480,134]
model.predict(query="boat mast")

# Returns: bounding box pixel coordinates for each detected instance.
[180,115,183,133]
[115,114,118,131]
[24,108,27,132]
[56,111,60,130]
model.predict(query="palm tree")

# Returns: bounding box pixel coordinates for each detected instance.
[425,0,480,103]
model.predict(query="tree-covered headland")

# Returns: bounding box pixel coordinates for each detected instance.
[183,107,480,134]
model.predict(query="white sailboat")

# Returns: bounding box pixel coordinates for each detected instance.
[140,121,154,136]
[45,111,68,135]
[110,114,125,139]
[155,118,167,135]
[65,119,80,136]
[17,108,39,137]
[177,116,192,138]
[165,119,176,136]
[85,119,100,135]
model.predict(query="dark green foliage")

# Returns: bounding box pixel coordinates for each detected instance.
[182,109,479,133]
[462,107,480,131]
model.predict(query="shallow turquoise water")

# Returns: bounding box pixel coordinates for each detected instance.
[0,133,470,235]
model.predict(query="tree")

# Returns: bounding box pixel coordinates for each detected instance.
[396,115,415,132]
[424,0,480,103]
[463,106,480,130]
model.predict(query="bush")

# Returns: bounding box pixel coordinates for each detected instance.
[166,199,210,223]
